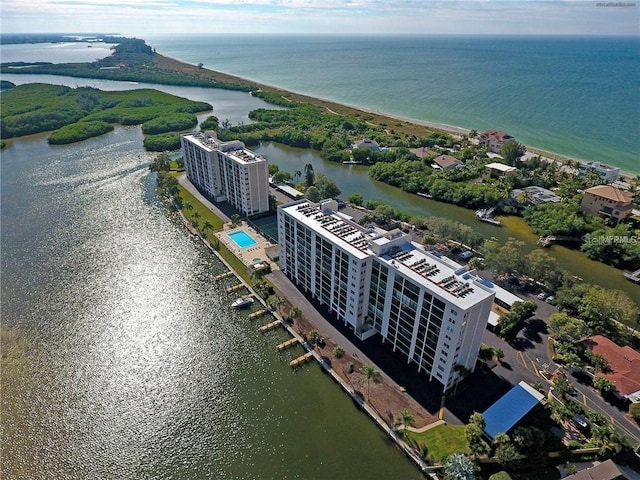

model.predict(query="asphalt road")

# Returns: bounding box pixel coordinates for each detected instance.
[481,293,640,446]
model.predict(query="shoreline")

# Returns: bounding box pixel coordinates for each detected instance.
[152,49,638,178]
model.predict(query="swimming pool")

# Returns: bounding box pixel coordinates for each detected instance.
[228,230,257,249]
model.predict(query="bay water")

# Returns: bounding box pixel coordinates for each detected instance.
[1,78,421,478]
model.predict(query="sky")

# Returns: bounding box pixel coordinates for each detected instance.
[1,0,639,36]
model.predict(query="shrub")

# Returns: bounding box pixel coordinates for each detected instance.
[333,345,345,359]
[630,403,640,426]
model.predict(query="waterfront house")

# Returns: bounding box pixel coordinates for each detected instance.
[580,185,634,223]
[510,186,562,205]
[181,131,270,217]
[352,138,380,151]
[432,154,463,170]
[578,161,620,184]
[478,130,514,153]
[278,199,497,393]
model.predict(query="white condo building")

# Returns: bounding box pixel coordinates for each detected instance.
[278,199,496,392]
[180,131,270,217]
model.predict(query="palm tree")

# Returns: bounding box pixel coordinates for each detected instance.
[294,170,302,184]
[202,220,214,234]
[398,409,415,438]
[308,329,324,349]
[271,296,285,316]
[193,211,201,221]
[289,306,302,324]
[182,200,193,212]
[360,363,381,398]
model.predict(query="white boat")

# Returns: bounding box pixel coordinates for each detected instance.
[231,296,254,308]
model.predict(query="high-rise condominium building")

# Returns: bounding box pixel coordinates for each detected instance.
[278,199,496,392]
[180,131,270,217]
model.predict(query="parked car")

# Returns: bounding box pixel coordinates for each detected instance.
[545,295,555,304]
[537,292,547,300]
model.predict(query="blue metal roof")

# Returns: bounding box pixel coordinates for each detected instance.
[483,381,544,439]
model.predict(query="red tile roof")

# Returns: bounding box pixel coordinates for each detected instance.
[586,335,640,398]
[584,185,633,204]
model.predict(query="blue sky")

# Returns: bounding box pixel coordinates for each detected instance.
[1,0,638,36]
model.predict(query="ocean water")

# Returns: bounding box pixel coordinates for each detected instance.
[144,35,640,174]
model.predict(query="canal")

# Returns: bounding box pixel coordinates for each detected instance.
[254,142,640,305]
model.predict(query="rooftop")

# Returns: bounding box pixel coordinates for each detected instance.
[485,162,517,173]
[584,335,640,401]
[483,381,544,439]
[433,154,462,169]
[583,185,633,204]
[183,132,265,164]
[281,200,495,309]
[563,460,629,480]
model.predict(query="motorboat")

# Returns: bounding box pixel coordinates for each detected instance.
[231,296,254,308]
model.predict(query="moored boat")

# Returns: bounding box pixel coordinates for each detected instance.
[231,296,254,308]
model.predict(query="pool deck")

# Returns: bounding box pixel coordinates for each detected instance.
[216,222,279,270]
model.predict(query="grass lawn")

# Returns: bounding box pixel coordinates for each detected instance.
[406,424,468,462]
[175,182,224,232]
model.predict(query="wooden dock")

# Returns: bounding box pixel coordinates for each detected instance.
[277,337,300,351]
[226,283,245,293]
[624,268,640,283]
[214,271,234,280]
[259,320,281,333]
[249,309,267,320]
[289,351,314,368]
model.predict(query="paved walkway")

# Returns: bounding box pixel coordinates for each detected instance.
[177,174,231,223]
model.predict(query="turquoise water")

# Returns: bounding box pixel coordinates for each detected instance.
[145,34,640,174]
[228,230,257,248]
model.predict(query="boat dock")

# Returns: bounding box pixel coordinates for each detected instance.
[226,283,245,293]
[289,351,314,368]
[624,268,640,283]
[277,337,300,351]
[249,309,267,320]
[259,320,281,333]
[214,271,234,280]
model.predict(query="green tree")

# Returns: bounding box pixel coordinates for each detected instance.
[348,193,364,206]
[305,186,320,202]
[442,453,477,480]
[304,162,315,187]
[332,345,345,359]
[593,376,616,395]
[202,220,214,236]
[629,403,640,426]
[500,139,526,165]
[579,286,637,335]
[289,306,302,323]
[271,296,285,316]
[314,174,341,199]
[272,170,292,183]
[398,409,415,437]
[308,329,324,349]
[359,363,381,398]
[547,312,588,342]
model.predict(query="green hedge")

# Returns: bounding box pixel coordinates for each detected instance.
[143,132,181,151]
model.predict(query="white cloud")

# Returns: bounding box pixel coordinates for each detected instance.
[1,0,638,35]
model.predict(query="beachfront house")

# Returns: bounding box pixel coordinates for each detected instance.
[181,131,270,217]
[478,130,514,153]
[277,199,497,393]
[510,186,562,205]
[578,161,620,184]
[580,185,634,223]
